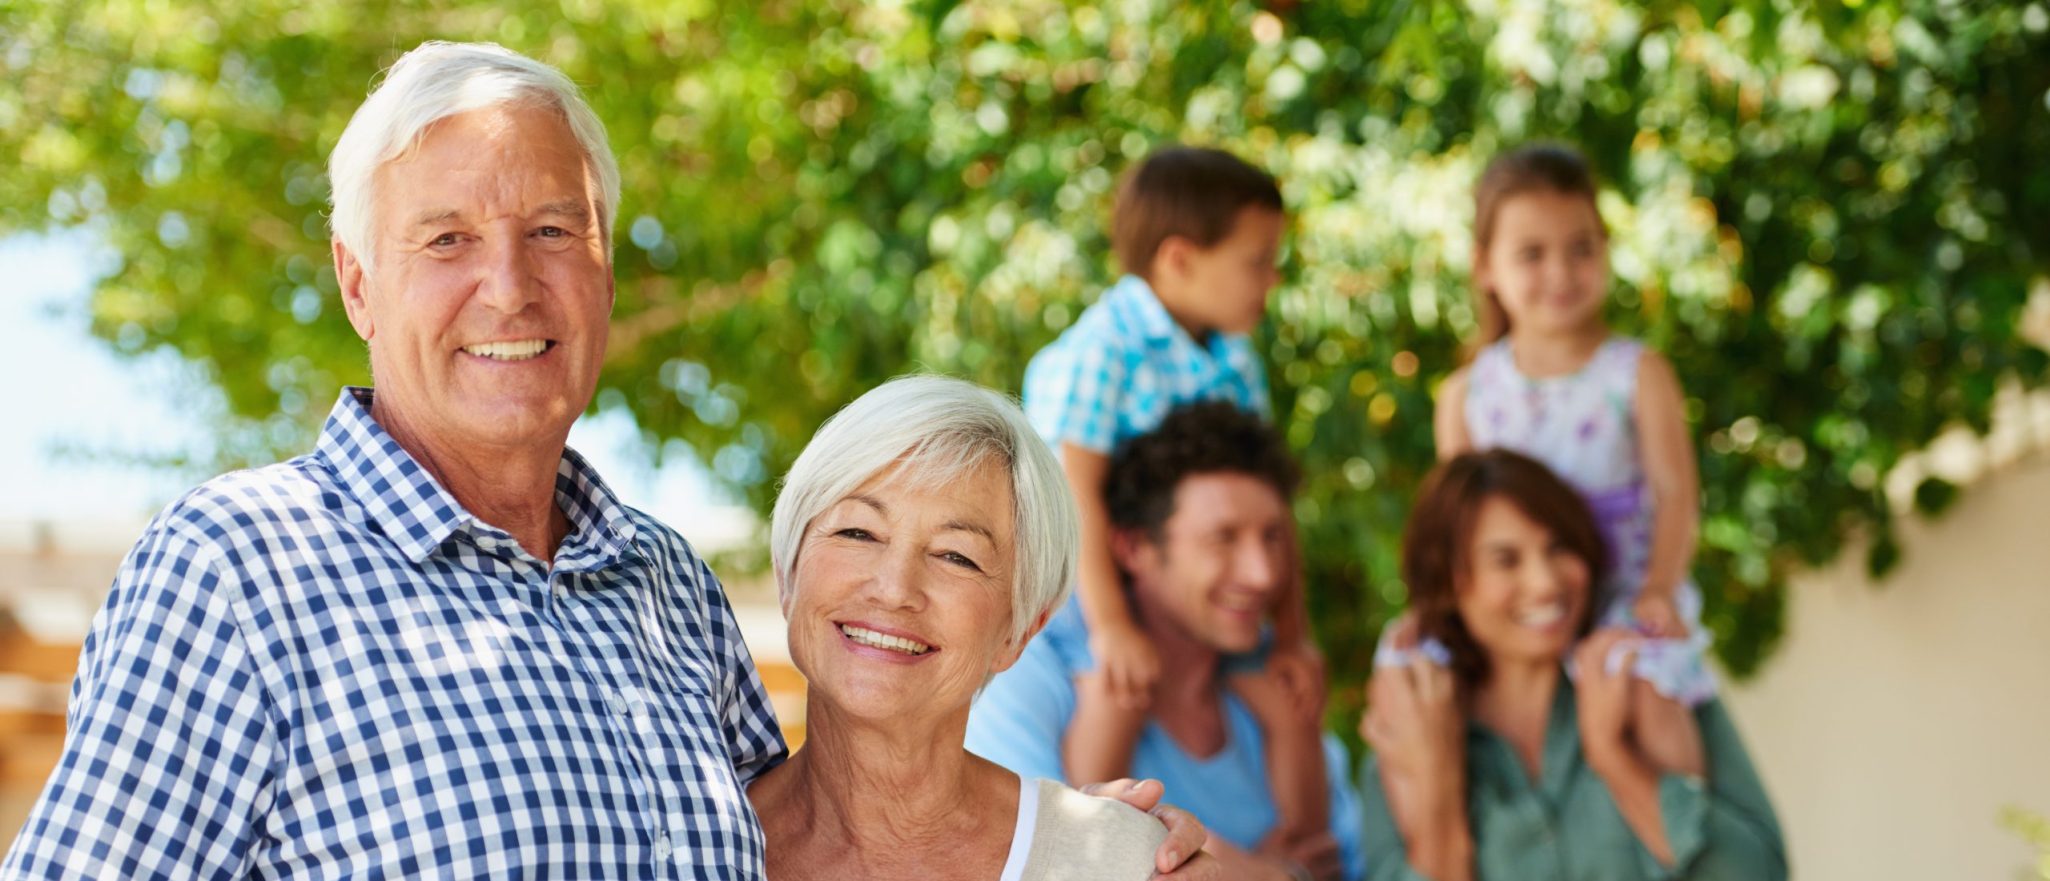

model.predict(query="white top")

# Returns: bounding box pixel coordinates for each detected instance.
[998,776,1169,881]
[996,774,1043,881]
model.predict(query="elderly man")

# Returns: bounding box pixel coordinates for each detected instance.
[1,42,1208,879]
[966,402,1371,881]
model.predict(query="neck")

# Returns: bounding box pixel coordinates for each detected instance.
[370,395,570,561]
[1146,280,1216,344]
[1508,323,1609,377]
[1472,655,1559,733]
[775,697,992,855]
[1133,594,1222,706]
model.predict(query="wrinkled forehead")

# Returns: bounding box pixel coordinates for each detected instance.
[372,103,599,227]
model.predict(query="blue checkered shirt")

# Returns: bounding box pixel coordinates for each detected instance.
[1022,274,1270,456]
[2,387,787,880]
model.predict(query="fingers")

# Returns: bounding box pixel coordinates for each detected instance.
[1146,803,1208,874]
[1080,777,1163,813]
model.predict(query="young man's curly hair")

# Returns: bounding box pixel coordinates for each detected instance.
[1103,401,1300,539]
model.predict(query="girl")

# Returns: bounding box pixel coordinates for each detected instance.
[1387,143,1715,772]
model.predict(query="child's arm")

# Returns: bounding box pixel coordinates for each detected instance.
[1433,367,1474,462]
[1632,351,1701,636]
[1059,442,1159,783]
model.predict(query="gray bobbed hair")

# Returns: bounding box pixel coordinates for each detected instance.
[769,375,1079,643]
[327,40,621,276]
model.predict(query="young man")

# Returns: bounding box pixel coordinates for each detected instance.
[968,403,1366,881]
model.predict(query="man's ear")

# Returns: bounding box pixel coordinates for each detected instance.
[334,238,375,343]
[1108,526,1154,577]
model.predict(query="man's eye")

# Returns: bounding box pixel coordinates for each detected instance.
[431,233,461,247]
[536,226,567,238]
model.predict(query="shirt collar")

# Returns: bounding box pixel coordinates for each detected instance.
[316,387,638,567]
[1109,274,1242,363]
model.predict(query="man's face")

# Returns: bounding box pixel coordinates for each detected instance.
[1119,471,1290,654]
[335,102,613,452]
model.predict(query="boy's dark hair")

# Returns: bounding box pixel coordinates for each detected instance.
[1471,143,1605,345]
[1104,401,1300,539]
[1112,147,1284,281]
[1401,449,1611,689]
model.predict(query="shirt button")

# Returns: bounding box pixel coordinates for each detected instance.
[553,583,570,603]
[607,691,629,716]
[653,834,672,860]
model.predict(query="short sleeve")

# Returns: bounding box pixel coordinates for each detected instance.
[1023,341,1129,455]
[0,520,279,880]
[700,558,789,785]
[964,640,1077,782]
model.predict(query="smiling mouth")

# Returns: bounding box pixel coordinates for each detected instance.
[1515,604,1568,628]
[462,339,555,361]
[838,623,934,656]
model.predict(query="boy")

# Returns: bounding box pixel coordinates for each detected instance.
[1020,146,1330,852]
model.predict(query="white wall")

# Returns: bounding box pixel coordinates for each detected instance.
[1722,455,2050,881]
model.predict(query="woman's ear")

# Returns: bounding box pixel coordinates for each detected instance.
[991,605,1057,674]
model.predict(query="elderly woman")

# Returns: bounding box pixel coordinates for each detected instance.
[1360,450,1784,881]
[746,375,1230,880]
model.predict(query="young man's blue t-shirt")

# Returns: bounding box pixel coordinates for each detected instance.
[966,602,1368,880]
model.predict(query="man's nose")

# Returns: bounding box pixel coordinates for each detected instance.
[475,235,541,314]
[1233,537,1281,594]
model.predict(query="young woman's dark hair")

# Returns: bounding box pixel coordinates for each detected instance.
[1400,449,1610,689]
[1470,143,1606,346]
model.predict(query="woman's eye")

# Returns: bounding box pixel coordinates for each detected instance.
[431,233,461,247]
[940,551,984,572]
[834,527,874,541]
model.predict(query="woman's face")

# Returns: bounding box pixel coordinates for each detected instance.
[785,458,1028,725]
[1455,495,1591,668]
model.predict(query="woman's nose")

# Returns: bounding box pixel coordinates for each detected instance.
[863,545,928,610]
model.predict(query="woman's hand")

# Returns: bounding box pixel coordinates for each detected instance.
[1361,658,1463,786]
[1571,628,1641,769]
[1077,778,1209,875]
[1361,659,1474,881]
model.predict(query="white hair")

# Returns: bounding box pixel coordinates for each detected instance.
[327,41,621,275]
[769,375,1079,643]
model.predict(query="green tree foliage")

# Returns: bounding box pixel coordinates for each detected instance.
[5,0,2047,731]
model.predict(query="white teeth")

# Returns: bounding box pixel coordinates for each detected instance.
[463,339,549,360]
[838,624,932,655]
[1516,605,1566,627]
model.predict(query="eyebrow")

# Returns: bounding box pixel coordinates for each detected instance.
[411,209,462,228]
[409,201,592,228]
[844,495,996,542]
[940,519,997,543]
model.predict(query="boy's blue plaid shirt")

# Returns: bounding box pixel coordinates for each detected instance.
[2,387,786,880]
[1022,273,1271,456]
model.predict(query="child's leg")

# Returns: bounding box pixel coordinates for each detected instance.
[1628,677,1705,777]
[1227,658,1329,841]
